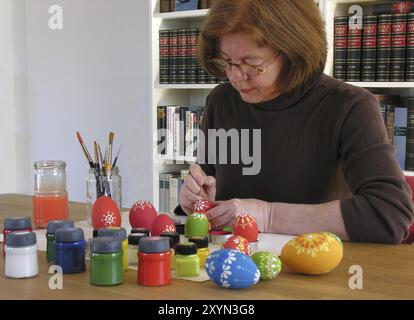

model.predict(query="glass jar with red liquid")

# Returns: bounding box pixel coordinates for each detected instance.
[33,161,69,229]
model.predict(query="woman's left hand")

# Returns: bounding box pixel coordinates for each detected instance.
[206,198,270,231]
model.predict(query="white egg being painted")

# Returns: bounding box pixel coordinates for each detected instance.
[205,249,260,289]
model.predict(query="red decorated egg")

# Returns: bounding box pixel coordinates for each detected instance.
[151,214,176,236]
[233,213,259,242]
[91,196,122,229]
[193,199,214,213]
[129,200,157,229]
[223,235,251,256]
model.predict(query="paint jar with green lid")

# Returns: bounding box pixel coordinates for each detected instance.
[46,220,74,262]
[175,242,200,277]
[188,236,209,268]
[96,227,128,271]
[89,237,124,286]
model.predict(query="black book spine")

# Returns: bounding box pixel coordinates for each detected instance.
[158,106,166,155]
[159,30,170,84]
[346,16,363,82]
[390,14,408,81]
[376,14,393,81]
[178,29,188,84]
[196,29,208,84]
[406,13,414,81]
[373,1,414,15]
[187,28,198,84]
[406,98,414,170]
[362,15,378,82]
[169,29,179,84]
[334,16,348,81]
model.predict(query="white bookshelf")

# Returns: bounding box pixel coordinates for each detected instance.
[150,0,414,212]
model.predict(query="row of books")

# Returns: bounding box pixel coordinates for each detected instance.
[160,0,219,13]
[334,5,414,82]
[159,170,189,214]
[157,105,204,158]
[374,94,414,170]
[159,28,227,84]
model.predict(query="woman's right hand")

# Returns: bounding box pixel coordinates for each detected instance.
[179,164,216,215]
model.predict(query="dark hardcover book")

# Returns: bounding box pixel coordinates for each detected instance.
[179,106,189,156]
[377,14,393,81]
[178,29,189,84]
[160,0,171,13]
[374,93,389,122]
[386,104,396,144]
[169,29,179,84]
[394,106,408,170]
[199,0,209,9]
[157,106,167,155]
[346,15,363,81]
[406,97,414,170]
[390,14,408,81]
[169,0,176,12]
[196,29,208,84]
[159,30,170,84]
[334,16,348,81]
[406,13,414,81]
[372,1,414,15]
[187,28,198,84]
[361,16,378,81]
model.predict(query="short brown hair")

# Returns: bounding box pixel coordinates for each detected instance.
[198,0,327,95]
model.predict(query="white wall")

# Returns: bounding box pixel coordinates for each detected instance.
[23,0,153,208]
[0,0,30,195]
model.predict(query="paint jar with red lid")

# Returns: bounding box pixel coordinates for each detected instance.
[138,237,171,286]
[3,217,32,256]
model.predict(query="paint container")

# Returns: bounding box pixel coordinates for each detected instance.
[138,237,171,286]
[5,231,38,278]
[175,242,200,277]
[96,227,128,271]
[90,237,124,286]
[46,220,74,262]
[54,227,86,274]
[189,236,209,268]
[160,231,180,270]
[3,217,32,256]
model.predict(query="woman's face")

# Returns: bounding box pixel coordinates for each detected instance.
[219,32,282,104]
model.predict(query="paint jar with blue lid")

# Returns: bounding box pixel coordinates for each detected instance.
[96,227,128,271]
[5,231,38,279]
[90,236,124,286]
[54,227,86,274]
[46,220,74,262]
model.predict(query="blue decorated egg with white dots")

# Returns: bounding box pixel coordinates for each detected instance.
[205,249,260,289]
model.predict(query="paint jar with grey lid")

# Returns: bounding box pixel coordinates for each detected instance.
[5,231,38,278]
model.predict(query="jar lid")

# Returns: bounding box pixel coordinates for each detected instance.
[128,233,147,246]
[6,231,36,247]
[176,242,197,255]
[90,237,122,253]
[47,220,74,234]
[55,227,84,243]
[131,228,150,236]
[160,232,180,248]
[4,217,32,230]
[96,227,127,241]
[138,237,170,253]
[189,236,209,249]
[34,160,66,169]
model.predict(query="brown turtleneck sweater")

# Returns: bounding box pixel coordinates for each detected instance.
[196,73,414,244]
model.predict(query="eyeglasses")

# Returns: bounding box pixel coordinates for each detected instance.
[208,52,280,78]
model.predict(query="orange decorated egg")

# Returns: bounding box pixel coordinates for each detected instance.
[223,235,251,256]
[193,200,214,213]
[281,232,343,275]
[91,196,122,229]
[129,200,157,229]
[233,213,259,242]
[151,214,176,236]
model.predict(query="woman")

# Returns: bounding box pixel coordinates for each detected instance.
[178,0,414,243]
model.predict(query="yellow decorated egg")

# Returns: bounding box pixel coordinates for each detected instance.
[280,232,343,275]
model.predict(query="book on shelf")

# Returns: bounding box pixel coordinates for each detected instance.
[394,105,408,170]
[390,13,408,81]
[169,29,179,84]
[158,0,219,13]
[377,14,393,81]
[159,170,188,214]
[159,30,170,84]
[362,15,378,81]
[346,15,363,82]
[406,13,414,80]
[334,16,348,81]
[406,97,414,170]
[178,29,189,84]
[372,1,414,15]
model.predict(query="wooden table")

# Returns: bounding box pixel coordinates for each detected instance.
[0,194,413,300]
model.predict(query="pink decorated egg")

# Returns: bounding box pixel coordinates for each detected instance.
[129,200,157,229]
[151,214,176,236]
[92,196,122,229]
[223,235,251,256]
[193,199,215,213]
[233,213,259,242]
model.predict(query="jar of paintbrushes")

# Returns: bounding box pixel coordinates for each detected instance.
[76,131,122,225]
